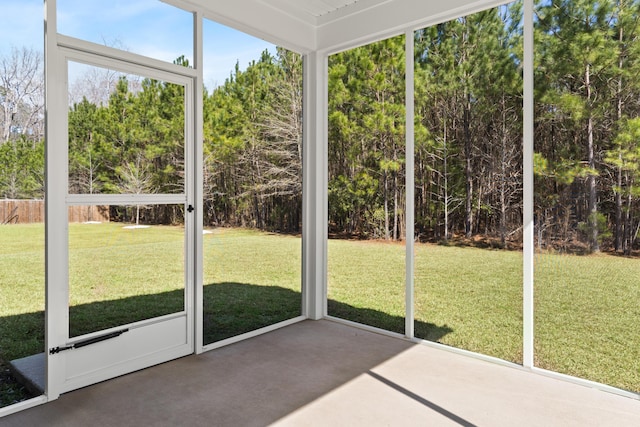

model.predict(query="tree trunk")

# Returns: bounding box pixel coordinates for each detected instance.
[464,91,473,238]
[393,170,399,241]
[500,103,508,249]
[586,63,599,252]
[615,22,624,252]
[443,123,450,241]
[384,171,390,240]
[624,189,632,255]
[616,151,623,253]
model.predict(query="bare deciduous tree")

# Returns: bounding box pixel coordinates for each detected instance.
[257,51,303,199]
[117,154,153,225]
[0,47,44,144]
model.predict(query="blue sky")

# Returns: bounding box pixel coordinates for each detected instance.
[1,0,275,89]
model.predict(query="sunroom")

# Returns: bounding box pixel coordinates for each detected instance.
[1,0,639,423]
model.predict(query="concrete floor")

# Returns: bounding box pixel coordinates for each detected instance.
[3,320,640,426]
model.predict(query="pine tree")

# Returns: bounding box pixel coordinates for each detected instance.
[535,0,619,252]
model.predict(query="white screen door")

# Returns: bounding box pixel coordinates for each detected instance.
[47,48,195,395]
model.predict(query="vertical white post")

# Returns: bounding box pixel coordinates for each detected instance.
[302,50,328,320]
[523,0,535,369]
[44,0,65,400]
[193,10,205,353]
[405,30,415,339]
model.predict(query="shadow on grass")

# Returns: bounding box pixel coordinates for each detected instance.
[328,300,453,341]
[0,282,453,408]
[203,282,302,344]
[1,282,454,361]
[203,283,453,344]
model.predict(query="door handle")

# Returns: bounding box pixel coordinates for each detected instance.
[187,204,195,213]
[49,329,129,354]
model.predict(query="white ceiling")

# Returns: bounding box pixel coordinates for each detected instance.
[257,0,390,26]
[260,0,360,18]
[177,0,507,53]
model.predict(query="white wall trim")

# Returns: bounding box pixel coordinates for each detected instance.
[404,30,415,339]
[531,367,640,401]
[325,316,407,341]
[163,0,315,54]
[44,0,66,400]
[58,35,197,78]
[193,10,205,354]
[318,0,514,55]
[522,0,535,370]
[302,50,328,320]
[201,316,306,352]
[0,396,48,418]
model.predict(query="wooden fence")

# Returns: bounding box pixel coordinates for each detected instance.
[0,200,109,224]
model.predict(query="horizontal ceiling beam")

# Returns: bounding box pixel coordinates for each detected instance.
[164,0,316,53]
[317,0,511,53]
[167,0,511,55]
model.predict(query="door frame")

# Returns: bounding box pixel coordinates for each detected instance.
[45,34,200,398]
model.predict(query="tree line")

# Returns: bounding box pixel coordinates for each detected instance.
[330,0,640,254]
[0,46,44,201]
[2,0,640,253]
[0,49,303,229]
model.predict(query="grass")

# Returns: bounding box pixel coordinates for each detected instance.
[1,224,639,407]
[69,223,186,336]
[327,238,639,393]
[534,253,640,392]
[202,227,302,343]
[0,224,45,364]
[0,223,44,406]
[328,241,523,361]
[414,244,523,362]
[328,240,407,335]
[0,360,31,407]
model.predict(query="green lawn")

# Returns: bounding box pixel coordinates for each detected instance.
[534,253,640,392]
[328,241,524,363]
[328,239,639,394]
[0,223,303,357]
[1,224,639,403]
[202,227,302,343]
[414,244,523,363]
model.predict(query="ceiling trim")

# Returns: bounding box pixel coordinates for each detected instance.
[165,0,512,55]
[163,0,316,53]
[256,0,392,27]
[317,0,512,53]
[316,0,392,26]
